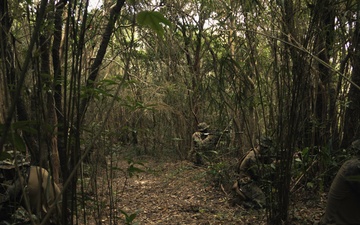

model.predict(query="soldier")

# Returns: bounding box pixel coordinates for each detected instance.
[319,139,360,224]
[232,136,274,209]
[0,164,61,223]
[188,122,220,165]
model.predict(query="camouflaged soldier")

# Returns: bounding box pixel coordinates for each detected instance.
[319,139,360,224]
[0,163,61,222]
[232,136,274,209]
[188,122,220,165]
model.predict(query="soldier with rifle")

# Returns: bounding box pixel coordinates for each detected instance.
[188,122,225,165]
[232,136,274,209]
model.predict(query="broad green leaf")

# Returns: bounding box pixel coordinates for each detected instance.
[0,121,37,134]
[136,11,172,36]
[128,213,137,222]
[0,121,33,152]
[12,133,27,153]
[0,151,12,161]
[120,210,137,225]
[127,164,145,177]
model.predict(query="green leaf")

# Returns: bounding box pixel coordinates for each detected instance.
[0,121,33,152]
[120,210,137,225]
[0,121,37,134]
[136,11,172,36]
[0,151,12,161]
[306,182,314,188]
[12,132,27,153]
[128,213,137,222]
[127,164,145,177]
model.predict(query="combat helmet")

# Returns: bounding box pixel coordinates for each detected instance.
[258,136,273,154]
[350,139,360,154]
[198,122,209,132]
[259,136,273,148]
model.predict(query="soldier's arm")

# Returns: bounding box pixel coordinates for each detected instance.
[248,162,261,180]
[245,152,261,181]
[193,132,213,149]
[239,152,259,180]
[192,132,202,146]
[202,134,220,148]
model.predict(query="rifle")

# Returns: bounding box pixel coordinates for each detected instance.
[201,129,232,148]
[203,129,230,137]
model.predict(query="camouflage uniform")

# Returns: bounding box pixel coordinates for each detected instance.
[0,164,61,222]
[232,136,273,209]
[188,122,219,165]
[320,140,360,225]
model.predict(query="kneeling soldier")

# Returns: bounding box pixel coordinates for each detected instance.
[188,122,221,165]
[232,136,274,209]
[0,164,61,223]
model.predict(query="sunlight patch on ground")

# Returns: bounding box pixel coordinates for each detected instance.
[134,179,155,186]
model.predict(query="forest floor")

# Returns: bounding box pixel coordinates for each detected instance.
[82,156,327,225]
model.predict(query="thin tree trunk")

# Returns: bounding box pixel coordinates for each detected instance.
[39,28,61,183]
[343,5,360,147]
[79,0,126,122]
[313,0,335,147]
[0,0,12,124]
[0,0,48,153]
[52,0,67,186]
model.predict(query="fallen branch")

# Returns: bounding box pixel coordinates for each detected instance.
[290,159,318,193]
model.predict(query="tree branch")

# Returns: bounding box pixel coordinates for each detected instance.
[79,0,126,124]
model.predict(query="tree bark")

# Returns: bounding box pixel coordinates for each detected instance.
[313,0,335,147]
[52,0,67,186]
[343,5,360,147]
[79,0,126,123]
[0,0,48,153]
[0,0,12,124]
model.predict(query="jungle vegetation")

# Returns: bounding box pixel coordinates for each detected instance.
[0,0,359,224]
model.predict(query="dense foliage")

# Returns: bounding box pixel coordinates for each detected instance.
[0,0,359,224]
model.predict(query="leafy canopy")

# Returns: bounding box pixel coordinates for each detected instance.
[136,10,172,36]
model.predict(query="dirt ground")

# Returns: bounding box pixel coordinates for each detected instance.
[82,157,326,225]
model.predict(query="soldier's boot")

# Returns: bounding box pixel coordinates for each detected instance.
[232,181,247,200]
[194,153,204,166]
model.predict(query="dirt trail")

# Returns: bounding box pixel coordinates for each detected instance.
[120,160,264,224]
[85,158,325,225]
